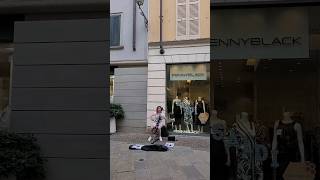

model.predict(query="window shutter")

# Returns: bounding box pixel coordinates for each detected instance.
[177,0,187,38]
[188,0,199,37]
[176,0,199,40]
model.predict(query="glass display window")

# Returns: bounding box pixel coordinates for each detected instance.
[0,46,11,128]
[166,63,210,134]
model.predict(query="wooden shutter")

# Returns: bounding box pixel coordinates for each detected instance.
[177,0,187,39]
[177,0,200,40]
[188,0,200,38]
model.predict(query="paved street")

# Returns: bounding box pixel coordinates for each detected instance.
[110,133,210,180]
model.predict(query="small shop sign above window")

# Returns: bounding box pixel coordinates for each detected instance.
[170,64,207,81]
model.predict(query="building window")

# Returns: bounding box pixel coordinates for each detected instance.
[176,0,200,40]
[110,75,114,103]
[110,14,122,48]
[166,63,210,134]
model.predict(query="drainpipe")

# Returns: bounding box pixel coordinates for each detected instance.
[133,0,137,51]
[159,0,165,54]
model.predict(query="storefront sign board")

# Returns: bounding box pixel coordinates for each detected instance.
[170,64,207,81]
[211,7,309,59]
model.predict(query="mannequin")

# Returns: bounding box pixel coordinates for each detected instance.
[0,105,10,130]
[172,96,182,132]
[181,97,193,132]
[227,112,263,180]
[210,110,228,180]
[194,97,206,133]
[272,111,305,180]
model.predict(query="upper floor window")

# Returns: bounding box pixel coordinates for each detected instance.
[110,13,122,48]
[176,0,200,40]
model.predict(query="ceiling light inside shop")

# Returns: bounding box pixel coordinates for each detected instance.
[186,80,191,84]
[246,58,258,66]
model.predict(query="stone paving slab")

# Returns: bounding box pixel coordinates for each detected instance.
[110,139,210,180]
[110,132,210,152]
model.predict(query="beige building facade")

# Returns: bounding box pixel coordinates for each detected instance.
[147,0,211,134]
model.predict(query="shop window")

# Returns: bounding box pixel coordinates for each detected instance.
[210,6,320,180]
[0,46,11,128]
[110,75,114,103]
[176,0,200,40]
[166,63,210,134]
[211,58,319,179]
[110,14,122,48]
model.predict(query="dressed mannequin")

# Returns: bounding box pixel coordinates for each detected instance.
[172,96,182,132]
[227,112,263,180]
[194,97,206,133]
[181,97,193,132]
[210,110,228,180]
[0,105,10,130]
[272,111,305,180]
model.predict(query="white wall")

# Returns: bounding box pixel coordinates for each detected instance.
[146,43,210,127]
[110,0,148,64]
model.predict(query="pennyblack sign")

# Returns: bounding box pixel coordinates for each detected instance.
[211,7,309,59]
[170,64,207,81]
[211,36,302,48]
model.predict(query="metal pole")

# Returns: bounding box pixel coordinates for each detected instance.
[133,0,137,51]
[160,0,165,54]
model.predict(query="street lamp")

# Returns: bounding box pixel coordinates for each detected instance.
[136,0,148,30]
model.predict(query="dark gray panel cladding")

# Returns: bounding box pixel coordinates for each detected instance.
[14,19,108,42]
[11,88,107,110]
[14,42,108,65]
[11,18,109,180]
[10,111,108,134]
[36,134,108,158]
[45,159,109,180]
[12,65,107,87]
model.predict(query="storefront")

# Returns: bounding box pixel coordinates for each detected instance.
[0,45,11,129]
[147,42,210,134]
[210,5,320,180]
[166,63,210,133]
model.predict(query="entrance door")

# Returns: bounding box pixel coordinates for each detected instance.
[10,19,109,180]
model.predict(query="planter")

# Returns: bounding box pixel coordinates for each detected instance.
[110,117,116,134]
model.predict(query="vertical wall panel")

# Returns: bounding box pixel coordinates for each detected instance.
[114,67,147,132]
[11,19,109,180]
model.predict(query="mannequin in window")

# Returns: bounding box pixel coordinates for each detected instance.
[272,111,305,180]
[181,97,193,132]
[227,112,263,180]
[172,96,182,132]
[0,104,10,130]
[210,109,228,180]
[194,97,207,133]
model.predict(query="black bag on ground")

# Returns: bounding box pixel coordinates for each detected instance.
[141,144,168,151]
[168,136,175,141]
[161,126,169,137]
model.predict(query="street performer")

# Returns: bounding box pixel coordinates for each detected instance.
[148,106,166,143]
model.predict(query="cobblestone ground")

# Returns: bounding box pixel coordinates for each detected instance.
[110,133,210,180]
